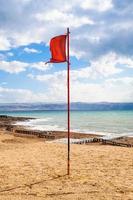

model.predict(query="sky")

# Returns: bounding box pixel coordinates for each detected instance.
[0,0,133,103]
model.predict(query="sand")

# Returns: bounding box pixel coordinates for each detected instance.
[0,130,133,200]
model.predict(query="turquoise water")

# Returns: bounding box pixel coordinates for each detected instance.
[0,110,133,136]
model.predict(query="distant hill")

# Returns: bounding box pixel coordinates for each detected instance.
[0,102,133,111]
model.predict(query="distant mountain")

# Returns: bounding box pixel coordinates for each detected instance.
[0,102,133,111]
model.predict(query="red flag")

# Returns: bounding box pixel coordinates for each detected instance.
[47,35,67,63]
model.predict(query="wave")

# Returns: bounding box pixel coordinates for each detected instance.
[15,118,66,131]
[14,117,133,137]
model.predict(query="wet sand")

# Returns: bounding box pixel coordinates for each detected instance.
[0,130,133,200]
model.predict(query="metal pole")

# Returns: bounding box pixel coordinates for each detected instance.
[67,27,70,175]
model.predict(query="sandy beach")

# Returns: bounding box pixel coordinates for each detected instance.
[0,128,133,200]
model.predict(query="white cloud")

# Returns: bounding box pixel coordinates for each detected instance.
[70,77,133,102]
[0,0,132,64]
[30,53,120,83]
[0,0,131,64]
[31,62,53,71]
[23,47,41,54]
[0,0,95,51]
[27,51,133,102]
[27,58,133,103]
[90,52,123,77]
[0,60,52,73]
[0,87,49,103]
[0,32,11,50]
[81,0,113,11]
[0,75,133,103]
[105,77,133,87]
[27,73,133,102]
[71,52,133,80]
[0,61,28,73]
[35,9,94,28]
[33,52,123,82]
[70,48,86,60]
[32,70,66,82]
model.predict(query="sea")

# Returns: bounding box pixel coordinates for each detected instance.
[0,110,133,138]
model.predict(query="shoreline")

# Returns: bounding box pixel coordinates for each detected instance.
[0,115,133,146]
[0,115,102,139]
[0,113,133,138]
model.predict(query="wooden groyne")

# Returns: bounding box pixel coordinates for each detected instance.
[71,137,133,148]
[0,115,33,121]
[102,139,133,147]
[13,129,55,140]
[71,138,102,144]
[5,126,133,147]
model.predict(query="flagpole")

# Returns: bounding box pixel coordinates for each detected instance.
[67,27,70,175]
